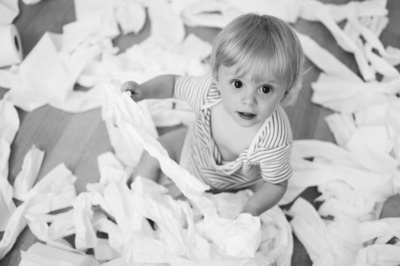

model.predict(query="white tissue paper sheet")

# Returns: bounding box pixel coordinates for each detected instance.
[181,0,243,28]
[101,82,211,200]
[0,0,19,24]
[147,0,185,46]
[24,210,75,243]
[311,74,400,113]
[300,0,383,81]
[4,32,104,113]
[326,0,388,23]
[358,218,400,246]
[73,0,146,36]
[145,98,195,127]
[73,192,98,250]
[355,244,400,266]
[0,99,19,146]
[114,0,146,35]
[0,99,19,231]
[287,197,362,266]
[0,67,19,89]
[22,0,42,5]
[180,0,302,28]
[224,0,302,23]
[0,163,77,259]
[19,242,100,266]
[13,145,45,201]
[77,33,211,90]
[96,151,129,185]
[296,32,362,82]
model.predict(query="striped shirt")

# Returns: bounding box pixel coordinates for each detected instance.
[175,74,293,191]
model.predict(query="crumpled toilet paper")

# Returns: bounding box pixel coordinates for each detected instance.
[2,0,400,264]
[0,99,19,231]
[4,32,104,113]
[0,163,77,259]
[96,81,292,265]
[13,145,45,201]
[0,0,19,24]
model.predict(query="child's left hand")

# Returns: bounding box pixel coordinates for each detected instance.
[121,81,143,102]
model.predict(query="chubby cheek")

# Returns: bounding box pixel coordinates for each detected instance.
[221,96,235,113]
[257,100,279,118]
[218,89,235,109]
[261,108,275,120]
[231,94,244,110]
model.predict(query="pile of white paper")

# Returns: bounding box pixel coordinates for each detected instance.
[1,0,400,265]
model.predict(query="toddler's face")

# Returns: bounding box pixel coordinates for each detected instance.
[216,64,286,129]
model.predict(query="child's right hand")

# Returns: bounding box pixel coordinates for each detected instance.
[121,81,143,102]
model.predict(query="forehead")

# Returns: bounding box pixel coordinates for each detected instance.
[218,64,279,85]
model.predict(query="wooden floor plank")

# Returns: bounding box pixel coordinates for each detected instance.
[382,0,400,52]
[72,118,113,193]
[8,106,73,184]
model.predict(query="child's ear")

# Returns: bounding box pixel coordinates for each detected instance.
[213,81,220,92]
[212,73,218,82]
[279,90,289,104]
[212,76,220,88]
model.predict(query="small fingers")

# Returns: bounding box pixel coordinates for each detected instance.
[121,81,142,101]
[121,81,139,92]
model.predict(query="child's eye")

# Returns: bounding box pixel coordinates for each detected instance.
[260,85,272,94]
[232,80,243,88]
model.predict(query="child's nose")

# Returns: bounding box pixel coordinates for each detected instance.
[241,90,257,106]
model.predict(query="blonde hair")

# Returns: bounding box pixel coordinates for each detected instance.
[210,13,304,105]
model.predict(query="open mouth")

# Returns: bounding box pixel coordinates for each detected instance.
[237,112,256,120]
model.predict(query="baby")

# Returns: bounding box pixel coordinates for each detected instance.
[122,13,304,216]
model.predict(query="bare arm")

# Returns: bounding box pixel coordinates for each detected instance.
[241,180,288,216]
[122,74,180,101]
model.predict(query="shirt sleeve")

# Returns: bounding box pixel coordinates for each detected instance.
[259,142,292,184]
[174,74,214,113]
[252,106,293,184]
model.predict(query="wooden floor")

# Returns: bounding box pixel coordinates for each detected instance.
[1,0,399,265]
